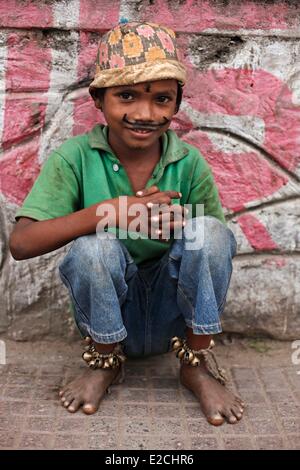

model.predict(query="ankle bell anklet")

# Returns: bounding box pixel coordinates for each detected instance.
[82,337,126,371]
[171,336,227,385]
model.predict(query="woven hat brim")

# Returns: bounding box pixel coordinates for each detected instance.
[89,59,187,92]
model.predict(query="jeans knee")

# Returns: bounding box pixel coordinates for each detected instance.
[184,216,236,257]
[61,233,126,273]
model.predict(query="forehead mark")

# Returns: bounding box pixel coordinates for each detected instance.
[144,83,151,93]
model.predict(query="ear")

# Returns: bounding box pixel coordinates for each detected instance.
[93,97,103,111]
[90,89,104,111]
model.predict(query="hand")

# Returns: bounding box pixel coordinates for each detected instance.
[96,186,188,241]
[134,186,188,241]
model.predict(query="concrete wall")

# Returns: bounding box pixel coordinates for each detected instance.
[0,0,299,341]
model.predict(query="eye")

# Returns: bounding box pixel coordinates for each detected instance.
[156,95,172,104]
[119,92,134,100]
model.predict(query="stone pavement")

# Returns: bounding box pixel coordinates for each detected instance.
[0,336,299,450]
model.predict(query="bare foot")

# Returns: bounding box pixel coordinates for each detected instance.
[180,363,245,426]
[59,366,121,414]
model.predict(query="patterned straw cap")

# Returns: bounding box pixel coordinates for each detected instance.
[89,22,186,94]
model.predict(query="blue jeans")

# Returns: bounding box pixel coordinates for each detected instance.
[59,216,237,358]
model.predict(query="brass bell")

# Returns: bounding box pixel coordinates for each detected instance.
[183,350,194,364]
[108,356,118,367]
[176,348,185,359]
[98,358,104,368]
[103,360,110,369]
[191,356,200,366]
[89,359,96,368]
[171,337,182,349]
[82,351,93,362]
[172,340,182,351]
[84,336,92,344]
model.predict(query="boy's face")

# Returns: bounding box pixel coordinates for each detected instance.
[94,79,178,152]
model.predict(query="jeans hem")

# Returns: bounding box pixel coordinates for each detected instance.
[185,320,222,335]
[78,321,128,344]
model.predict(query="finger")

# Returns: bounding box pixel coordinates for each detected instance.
[147,190,181,201]
[161,190,182,199]
[158,220,186,240]
[170,204,189,217]
[135,186,160,197]
[158,210,188,224]
[145,191,181,206]
[146,197,171,208]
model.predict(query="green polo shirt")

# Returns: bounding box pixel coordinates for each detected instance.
[16,124,225,265]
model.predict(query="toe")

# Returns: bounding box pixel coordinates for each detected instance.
[68,399,82,413]
[231,405,243,420]
[60,387,70,399]
[82,402,98,415]
[207,412,225,426]
[224,408,238,424]
[64,391,74,402]
[236,397,245,407]
[228,414,238,424]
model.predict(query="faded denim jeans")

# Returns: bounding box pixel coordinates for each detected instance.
[59,216,237,358]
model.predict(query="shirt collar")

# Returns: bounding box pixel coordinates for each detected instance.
[88,124,189,166]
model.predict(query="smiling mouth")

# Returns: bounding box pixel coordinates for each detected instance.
[130,128,153,133]
[125,127,157,135]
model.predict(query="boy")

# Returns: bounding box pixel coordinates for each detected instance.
[9,22,244,426]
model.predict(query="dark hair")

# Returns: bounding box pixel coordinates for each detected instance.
[91,83,183,113]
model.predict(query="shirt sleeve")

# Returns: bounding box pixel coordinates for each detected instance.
[187,158,226,225]
[15,151,80,221]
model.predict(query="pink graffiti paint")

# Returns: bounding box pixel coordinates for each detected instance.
[0,138,41,205]
[180,66,299,211]
[137,0,290,31]
[79,0,120,30]
[73,31,106,135]
[0,32,52,204]
[263,257,287,268]
[2,94,47,150]
[184,68,300,173]
[5,33,52,92]
[183,129,289,212]
[0,0,53,28]
[237,213,278,251]
[77,32,99,83]
[73,93,105,136]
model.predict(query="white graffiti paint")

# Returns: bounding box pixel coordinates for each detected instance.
[38,1,81,163]
[119,0,137,22]
[181,100,265,148]
[52,0,81,29]
[206,38,300,105]
[38,31,80,164]
[0,32,7,151]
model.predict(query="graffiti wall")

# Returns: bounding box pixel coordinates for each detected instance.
[0,0,299,340]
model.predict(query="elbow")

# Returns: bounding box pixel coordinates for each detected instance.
[9,233,29,260]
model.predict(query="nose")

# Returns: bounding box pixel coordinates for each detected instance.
[131,99,154,123]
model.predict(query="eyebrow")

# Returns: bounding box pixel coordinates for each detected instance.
[114,87,177,97]
[155,89,177,97]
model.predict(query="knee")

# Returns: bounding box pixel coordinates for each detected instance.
[184,216,237,258]
[63,233,125,271]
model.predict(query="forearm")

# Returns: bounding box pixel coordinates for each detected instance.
[9,199,117,260]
